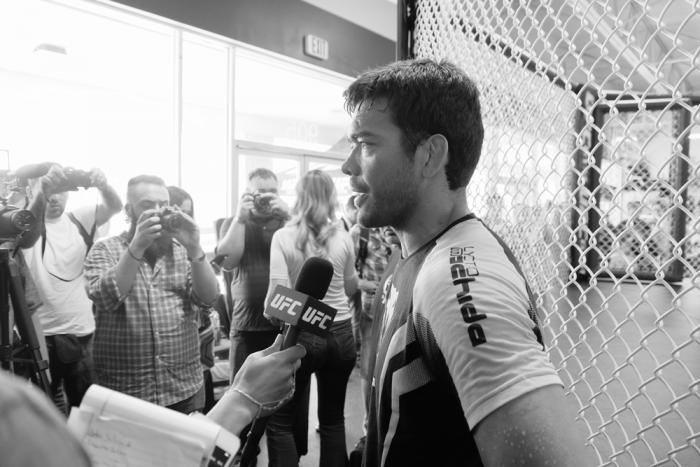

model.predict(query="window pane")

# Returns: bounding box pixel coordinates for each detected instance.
[181,34,229,251]
[234,50,350,153]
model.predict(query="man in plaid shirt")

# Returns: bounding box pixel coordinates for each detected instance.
[85,175,219,413]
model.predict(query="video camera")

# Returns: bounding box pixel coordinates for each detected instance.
[0,206,36,240]
[0,169,37,241]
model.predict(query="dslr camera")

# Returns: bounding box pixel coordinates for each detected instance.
[253,193,271,214]
[57,168,92,192]
[158,206,183,233]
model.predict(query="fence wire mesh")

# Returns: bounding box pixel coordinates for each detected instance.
[409,0,700,465]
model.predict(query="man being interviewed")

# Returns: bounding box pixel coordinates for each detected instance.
[85,175,219,414]
[341,59,591,466]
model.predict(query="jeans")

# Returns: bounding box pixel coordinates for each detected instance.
[166,383,205,414]
[46,333,94,409]
[267,318,356,467]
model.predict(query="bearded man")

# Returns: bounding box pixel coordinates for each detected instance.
[84,175,219,413]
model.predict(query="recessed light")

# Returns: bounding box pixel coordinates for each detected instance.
[34,43,68,55]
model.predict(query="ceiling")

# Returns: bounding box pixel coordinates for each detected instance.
[302,0,397,41]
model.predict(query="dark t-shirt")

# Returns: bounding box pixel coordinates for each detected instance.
[230,215,286,331]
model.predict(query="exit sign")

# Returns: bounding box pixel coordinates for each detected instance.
[303,34,329,61]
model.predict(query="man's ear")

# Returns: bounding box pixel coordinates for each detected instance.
[124,203,133,222]
[417,134,449,179]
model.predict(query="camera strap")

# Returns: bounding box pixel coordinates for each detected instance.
[66,212,96,253]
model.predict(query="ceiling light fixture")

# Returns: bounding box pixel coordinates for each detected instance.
[34,43,68,55]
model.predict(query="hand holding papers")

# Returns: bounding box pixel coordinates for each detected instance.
[66,336,306,467]
[67,385,239,467]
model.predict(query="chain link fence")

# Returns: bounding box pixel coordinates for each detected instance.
[407,0,700,465]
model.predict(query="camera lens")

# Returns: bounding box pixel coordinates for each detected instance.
[0,207,36,236]
[254,195,270,212]
[161,212,182,232]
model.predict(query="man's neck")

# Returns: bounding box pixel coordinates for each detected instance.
[396,190,470,257]
[45,214,63,223]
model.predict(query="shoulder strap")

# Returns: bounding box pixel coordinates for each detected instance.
[67,212,96,254]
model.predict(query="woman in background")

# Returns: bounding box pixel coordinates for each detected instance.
[265,169,358,467]
[167,185,216,413]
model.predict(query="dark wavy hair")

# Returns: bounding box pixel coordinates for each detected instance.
[167,185,194,218]
[343,58,484,189]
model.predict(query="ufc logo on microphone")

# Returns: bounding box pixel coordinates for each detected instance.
[270,294,303,316]
[301,307,332,330]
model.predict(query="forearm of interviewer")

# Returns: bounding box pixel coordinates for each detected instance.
[206,389,257,437]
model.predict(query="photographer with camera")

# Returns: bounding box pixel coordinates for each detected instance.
[215,168,290,461]
[21,164,122,412]
[84,175,219,414]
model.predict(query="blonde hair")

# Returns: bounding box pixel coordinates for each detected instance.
[290,169,339,257]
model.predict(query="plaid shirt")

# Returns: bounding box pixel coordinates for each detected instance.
[85,232,211,406]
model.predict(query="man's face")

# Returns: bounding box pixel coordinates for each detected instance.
[342,100,419,229]
[45,192,69,220]
[126,182,172,257]
[248,176,278,215]
[248,176,278,196]
[126,183,170,224]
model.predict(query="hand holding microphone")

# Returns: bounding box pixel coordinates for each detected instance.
[230,334,306,418]
[207,335,306,438]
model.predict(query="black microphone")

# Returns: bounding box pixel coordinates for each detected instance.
[238,257,334,467]
[265,256,335,349]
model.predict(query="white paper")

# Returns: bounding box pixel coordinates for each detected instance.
[67,385,239,467]
[81,415,205,467]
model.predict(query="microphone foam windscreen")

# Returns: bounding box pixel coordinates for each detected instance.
[294,257,334,300]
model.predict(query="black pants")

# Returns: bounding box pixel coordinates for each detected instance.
[46,333,94,409]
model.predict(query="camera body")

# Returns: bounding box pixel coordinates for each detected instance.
[57,168,92,192]
[158,206,183,233]
[253,193,271,214]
